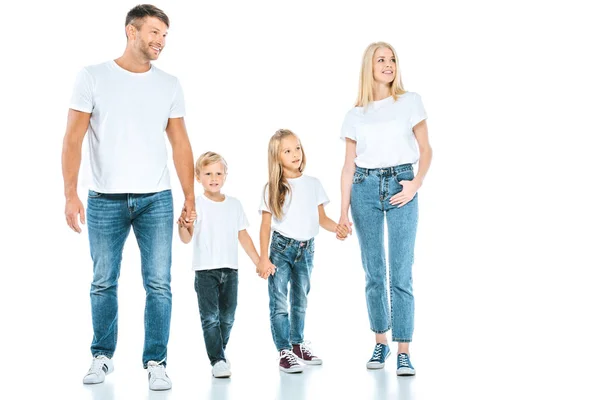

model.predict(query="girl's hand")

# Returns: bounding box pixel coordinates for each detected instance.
[257,257,276,279]
[338,214,353,236]
[390,180,420,207]
[335,224,349,240]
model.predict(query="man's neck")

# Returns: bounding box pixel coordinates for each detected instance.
[115,50,152,73]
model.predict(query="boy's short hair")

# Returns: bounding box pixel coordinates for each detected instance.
[195,152,228,176]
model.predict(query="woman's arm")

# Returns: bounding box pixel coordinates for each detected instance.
[339,139,357,234]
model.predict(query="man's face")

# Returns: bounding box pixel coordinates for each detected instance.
[129,17,168,61]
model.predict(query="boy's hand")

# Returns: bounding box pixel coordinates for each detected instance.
[335,223,349,240]
[178,210,196,228]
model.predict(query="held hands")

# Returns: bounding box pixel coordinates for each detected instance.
[336,215,353,241]
[390,179,421,207]
[177,209,197,229]
[256,257,276,279]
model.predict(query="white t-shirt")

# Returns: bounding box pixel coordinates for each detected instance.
[192,194,249,271]
[259,174,329,241]
[70,61,186,193]
[340,92,427,168]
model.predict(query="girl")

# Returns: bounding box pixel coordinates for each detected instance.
[257,129,348,373]
[338,42,433,376]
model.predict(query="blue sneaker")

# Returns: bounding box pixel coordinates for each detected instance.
[396,353,416,376]
[366,343,390,369]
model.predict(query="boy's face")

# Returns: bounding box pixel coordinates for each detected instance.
[197,162,226,193]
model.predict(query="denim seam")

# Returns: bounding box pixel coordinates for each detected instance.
[392,338,412,343]
[371,328,390,334]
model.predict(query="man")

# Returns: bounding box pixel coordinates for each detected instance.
[61,4,194,391]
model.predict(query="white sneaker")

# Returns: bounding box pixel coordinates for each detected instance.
[147,361,172,391]
[83,355,114,384]
[212,360,232,378]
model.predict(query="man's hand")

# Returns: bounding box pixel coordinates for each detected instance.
[65,195,85,233]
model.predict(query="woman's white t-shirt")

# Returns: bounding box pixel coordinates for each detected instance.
[340,92,427,168]
[259,174,329,241]
[192,194,249,271]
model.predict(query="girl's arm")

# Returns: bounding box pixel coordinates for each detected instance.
[257,211,276,278]
[238,229,260,267]
[339,139,357,234]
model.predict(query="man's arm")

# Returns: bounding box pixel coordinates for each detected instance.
[62,109,90,233]
[166,117,195,217]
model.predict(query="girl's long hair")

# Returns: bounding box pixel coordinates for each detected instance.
[265,129,306,220]
[355,41,406,107]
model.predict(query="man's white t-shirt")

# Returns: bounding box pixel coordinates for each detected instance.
[259,174,329,241]
[340,92,427,169]
[70,60,186,193]
[192,194,249,271]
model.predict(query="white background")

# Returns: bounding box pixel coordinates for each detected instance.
[1,0,599,399]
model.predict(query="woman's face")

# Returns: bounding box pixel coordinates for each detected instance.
[372,47,396,84]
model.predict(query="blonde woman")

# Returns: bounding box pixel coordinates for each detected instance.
[257,129,348,373]
[339,42,433,375]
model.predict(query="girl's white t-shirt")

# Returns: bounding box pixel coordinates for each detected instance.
[259,174,329,241]
[340,92,427,168]
[70,61,186,193]
[192,194,249,271]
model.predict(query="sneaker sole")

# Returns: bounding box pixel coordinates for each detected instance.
[300,359,322,365]
[366,352,390,369]
[396,368,416,376]
[213,372,232,378]
[279,366,304,373]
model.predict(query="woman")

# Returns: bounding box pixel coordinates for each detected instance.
[339,42,432,376]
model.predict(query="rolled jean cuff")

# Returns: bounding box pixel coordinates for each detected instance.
[392,338,412,343]
[371,328,390,334]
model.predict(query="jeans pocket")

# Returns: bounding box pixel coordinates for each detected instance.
[353,171,366,184]
[270,239,288,254]
[395,170,414,185]
[88,189,103,198]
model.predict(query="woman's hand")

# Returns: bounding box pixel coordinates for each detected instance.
[390,179,421,207]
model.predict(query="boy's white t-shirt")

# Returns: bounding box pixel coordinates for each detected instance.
[192,194,249,271]
[259,174,329,241]
[340,92,427,169]
[69,61,186,193]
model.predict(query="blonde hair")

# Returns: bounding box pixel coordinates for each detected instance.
[194,151,228,177]
[355,41,406,107]
[264,129,306,220]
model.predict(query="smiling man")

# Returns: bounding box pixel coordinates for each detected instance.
[61,4,194,391]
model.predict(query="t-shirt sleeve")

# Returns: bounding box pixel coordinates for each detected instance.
[238,201,249,231]
[340,110,357,141]
[169,78,186,118]
[315,178,330,207]
[258,185,271,214]
[410,93,427,128]
[69,68,94,113]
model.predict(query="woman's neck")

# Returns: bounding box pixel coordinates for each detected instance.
[372,82,392,101]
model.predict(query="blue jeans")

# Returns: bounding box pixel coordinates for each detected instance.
[87,189,173,366]
[268,231,314,351]
[350,164,418,342]
[194,268,238,366]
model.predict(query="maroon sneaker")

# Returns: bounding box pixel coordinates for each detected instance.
[292,342,323,365]
[279,349,304,373]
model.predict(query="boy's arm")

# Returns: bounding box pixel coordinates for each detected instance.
[238,229,260,266]
[177,221,194,244]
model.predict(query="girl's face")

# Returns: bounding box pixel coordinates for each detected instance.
[372,47,396,84]
[279,135,303,174]
[197,162,226,193]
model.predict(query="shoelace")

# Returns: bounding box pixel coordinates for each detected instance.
[147,361,168,380]
[88,357,107,374]
[397,353,410,368]
[280,350,300,366]
[371,344,385,361]
[299,341,314,357]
